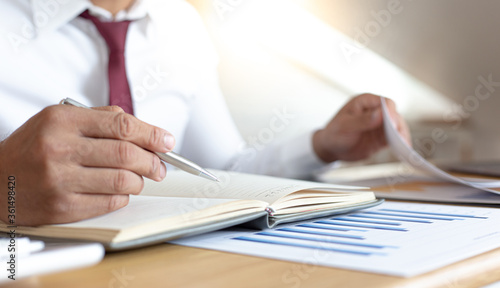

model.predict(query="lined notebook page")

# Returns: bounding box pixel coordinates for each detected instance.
[142,170,365,205]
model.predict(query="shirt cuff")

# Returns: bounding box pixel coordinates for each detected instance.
[279,130,328,179]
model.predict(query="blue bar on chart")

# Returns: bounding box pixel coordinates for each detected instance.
[172,202,498,277]
[379,209,488,219]
[230,205,489,259]
[347,214,433,223]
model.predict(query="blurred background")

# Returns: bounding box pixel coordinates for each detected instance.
[187,0,500,165]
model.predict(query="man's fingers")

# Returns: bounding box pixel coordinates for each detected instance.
[357,128,386,157]
[81,193,130,216]
[383,98,400,124]
[77,139,166,181]
[349,93,383,113]
[381,98,412,146]
[70,168,145,195]
[337,107,382,132]
[76,108,175,153]
[91,105,124,113]
[335,94,389,132]
[57,194,130,223]
[371,126,388,149]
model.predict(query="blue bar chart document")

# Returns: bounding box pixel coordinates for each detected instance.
[171,202,500,276]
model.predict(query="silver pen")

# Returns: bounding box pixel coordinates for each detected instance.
[59,98,219,182]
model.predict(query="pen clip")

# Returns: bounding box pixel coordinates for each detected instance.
[59,98,88,108]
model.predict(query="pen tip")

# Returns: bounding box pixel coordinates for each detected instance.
[199,170,220,182]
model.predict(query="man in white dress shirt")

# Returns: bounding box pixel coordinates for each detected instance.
[0,0,410,225]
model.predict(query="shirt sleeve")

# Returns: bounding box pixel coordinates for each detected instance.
[229,130,329,179]
[180,69,328,179]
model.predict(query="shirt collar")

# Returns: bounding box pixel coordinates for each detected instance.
[31,0,156,37]
[86,0,149,22]
[30,0,90,36]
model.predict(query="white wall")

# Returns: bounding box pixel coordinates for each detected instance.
[189,0,353,142]
[188,0,499,162]
[303,0,500,161]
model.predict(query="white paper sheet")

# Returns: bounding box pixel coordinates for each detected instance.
[171,201,500,277]
[381,99,500,192]
[0,240,104,282]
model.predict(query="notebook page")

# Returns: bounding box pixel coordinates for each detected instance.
[142,170,365,205]
[52,196,238,230]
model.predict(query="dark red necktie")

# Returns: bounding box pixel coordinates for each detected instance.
[80,11,134,114]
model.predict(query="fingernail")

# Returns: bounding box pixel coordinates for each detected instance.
[159,163,167,180]
[164,134,175,150]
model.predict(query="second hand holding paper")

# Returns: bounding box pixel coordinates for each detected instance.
[381,99,500,193]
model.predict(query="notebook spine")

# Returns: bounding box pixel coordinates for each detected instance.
[265,207,275,217]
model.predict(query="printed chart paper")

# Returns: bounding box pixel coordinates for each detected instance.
[171,201,500,277]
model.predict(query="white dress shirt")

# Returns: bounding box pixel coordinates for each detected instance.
[0,0,325,179]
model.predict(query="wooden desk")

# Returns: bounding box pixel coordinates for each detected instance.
[3,226,500,288]
[5,167,500,288]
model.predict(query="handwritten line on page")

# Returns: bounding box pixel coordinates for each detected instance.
[381,99,500,192]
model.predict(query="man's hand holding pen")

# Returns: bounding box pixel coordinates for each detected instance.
[0,104,174,225]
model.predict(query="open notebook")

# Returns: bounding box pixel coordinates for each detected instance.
[0,170,380,250]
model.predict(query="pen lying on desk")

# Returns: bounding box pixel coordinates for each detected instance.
[59,97,219,182]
